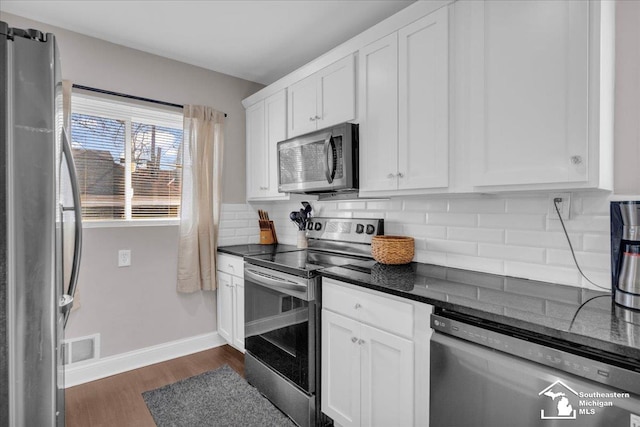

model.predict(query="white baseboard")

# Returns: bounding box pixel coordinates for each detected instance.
[64,331,227,388]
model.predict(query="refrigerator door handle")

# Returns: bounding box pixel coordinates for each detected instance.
[61,128,82,327]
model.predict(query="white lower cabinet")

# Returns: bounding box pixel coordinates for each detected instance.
[321,279,431,427]
[216,253,244,352]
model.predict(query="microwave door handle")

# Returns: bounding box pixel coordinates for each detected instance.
[323,135,335,184]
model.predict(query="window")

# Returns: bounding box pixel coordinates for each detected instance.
[71,92,183,221]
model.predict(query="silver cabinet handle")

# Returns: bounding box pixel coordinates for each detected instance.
[570,155,582,165]
[358,339,365,345]
[387,173,396,179]
[315,115,321,120]
[397,172,405,178]
[309,116,316,121]
[351,337,358,343]
[354,303,362,309]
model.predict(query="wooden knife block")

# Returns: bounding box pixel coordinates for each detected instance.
[259,220,277,244]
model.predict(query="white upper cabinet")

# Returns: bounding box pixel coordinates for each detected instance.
[398,7,449,191]
[246,90,289,201]
[454,0,614,191]
[359,33,399,193]
[359,6,450,195]
[288,55,356,138]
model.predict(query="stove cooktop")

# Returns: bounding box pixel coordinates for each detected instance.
[245,249,370,278]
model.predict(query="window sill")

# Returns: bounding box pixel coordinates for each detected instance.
[82,219,180,229]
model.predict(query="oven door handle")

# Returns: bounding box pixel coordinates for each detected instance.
[245,268,309,299]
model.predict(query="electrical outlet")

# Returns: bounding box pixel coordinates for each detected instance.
[548,193,571,220]
[118,249,131,267]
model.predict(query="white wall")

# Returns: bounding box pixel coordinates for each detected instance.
[1,11,263,359]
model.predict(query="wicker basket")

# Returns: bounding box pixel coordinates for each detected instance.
[371,235,415,265]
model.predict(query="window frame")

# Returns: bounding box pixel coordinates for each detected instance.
[71,91,184,227]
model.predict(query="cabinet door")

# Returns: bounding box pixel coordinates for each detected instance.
[316,55,356,130]
[217,271,234,345]
[398,6,449,190]
[466,0,589,187]
[322,309,361,427]
[288,75,318,138]
[232,277,245,352]
[358,33,399,192]
[360,324,414,427]
[264,90,288,198]
[245,101,267,199]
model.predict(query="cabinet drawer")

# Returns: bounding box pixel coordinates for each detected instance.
[323,279,413,339]
[217,253,244,278]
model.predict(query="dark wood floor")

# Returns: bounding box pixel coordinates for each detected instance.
[65,345,245,427]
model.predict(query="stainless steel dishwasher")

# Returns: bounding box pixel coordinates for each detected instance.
[430,312,640,427]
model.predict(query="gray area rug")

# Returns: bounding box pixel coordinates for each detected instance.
[142,364,297,427]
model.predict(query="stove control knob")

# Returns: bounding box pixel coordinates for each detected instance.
[314,222,322,231]
[356,224,364,234]
[307,221,314,230]
[366,224,375,235]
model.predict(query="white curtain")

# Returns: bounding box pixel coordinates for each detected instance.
[177,105,225,293]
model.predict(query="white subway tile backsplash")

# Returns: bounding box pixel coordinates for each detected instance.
[387,211,427,224]
[403,199,448,212]
[580,270,612,291]
[337,201,367,210]
[479,243,545,263]
[427,212,477,227]
[448,227,504,243]
[403,224,447,239]
[546,215,609,233]
[580,195,611,215]
[583,234,611,253]
[366,200,403,211]
[479,213,546,230]
[546,249,610,271]
[504,261,580,287]
[415,250,447,265]
[384,223,404,235]
[448,198,505,213]
[446,254,505,274]
[427,238,478,256]
[504,197,548,214]
[505,230,583,250]
[221,192,614,289]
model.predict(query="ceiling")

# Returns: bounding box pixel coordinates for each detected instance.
[0,0,415,85]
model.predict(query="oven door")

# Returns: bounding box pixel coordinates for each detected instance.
[277,122,355,193]
[244,264,316,394]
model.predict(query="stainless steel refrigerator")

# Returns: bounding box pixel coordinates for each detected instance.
[1,21,82,426]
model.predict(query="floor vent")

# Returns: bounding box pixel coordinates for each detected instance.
[62,334,100,365]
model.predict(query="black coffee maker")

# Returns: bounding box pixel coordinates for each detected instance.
[611,201,640,310]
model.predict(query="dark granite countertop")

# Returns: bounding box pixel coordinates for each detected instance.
[320,260,640,365]
[217,244,301,258]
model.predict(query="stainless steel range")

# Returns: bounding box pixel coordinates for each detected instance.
[243,217,383,427]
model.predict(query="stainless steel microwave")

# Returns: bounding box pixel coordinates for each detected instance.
[277,122,358,194]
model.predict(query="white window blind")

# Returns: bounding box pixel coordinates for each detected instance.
[71,92,183,221]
